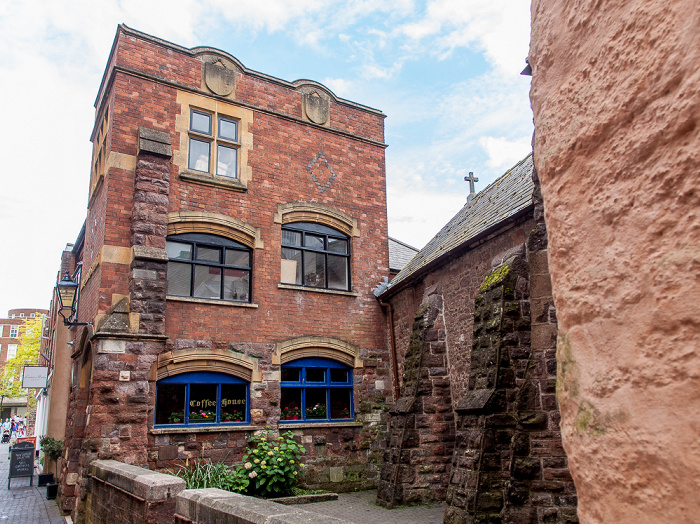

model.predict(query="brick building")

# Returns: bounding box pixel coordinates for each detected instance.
[0,308,47,420]
[55,25,391,519]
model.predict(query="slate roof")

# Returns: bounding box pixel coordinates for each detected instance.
[381,153,534,296]
[388,237,420,272]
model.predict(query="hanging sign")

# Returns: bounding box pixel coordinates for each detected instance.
[22,366,48,388]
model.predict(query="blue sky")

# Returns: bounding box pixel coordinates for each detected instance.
[0,0,533,315]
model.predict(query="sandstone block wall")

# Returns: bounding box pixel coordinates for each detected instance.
[530,1,700,521]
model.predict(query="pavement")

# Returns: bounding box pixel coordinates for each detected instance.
[1,443,66,524]
[307,490,445,523]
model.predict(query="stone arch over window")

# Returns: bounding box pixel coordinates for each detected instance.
[155,348,260,382]
[274,202,359,238]
[273,336,362,368]
[168,211,264,249]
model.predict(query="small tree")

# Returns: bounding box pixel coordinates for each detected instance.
[39,435,64,475]
[0,316,43,415]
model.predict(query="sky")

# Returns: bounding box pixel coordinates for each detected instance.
[0,0,533,316]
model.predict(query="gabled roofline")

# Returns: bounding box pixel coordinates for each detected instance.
[94,24,385,117]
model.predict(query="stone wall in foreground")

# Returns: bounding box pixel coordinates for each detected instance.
[530,1,700,522]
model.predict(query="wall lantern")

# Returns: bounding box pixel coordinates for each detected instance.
[55,271,89,327]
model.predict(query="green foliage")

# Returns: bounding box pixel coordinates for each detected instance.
[241,430,306,498]
[171,458,249,492]
[39,435,64,471]
[0,316,44,410]
[305,403,326,418]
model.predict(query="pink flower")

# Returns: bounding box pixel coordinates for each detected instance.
[248,471,258,479]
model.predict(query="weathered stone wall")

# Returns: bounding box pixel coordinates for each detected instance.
[377,284,455,507]
[530,1,700,521]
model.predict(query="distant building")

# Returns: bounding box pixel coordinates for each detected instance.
[0,308,48,420]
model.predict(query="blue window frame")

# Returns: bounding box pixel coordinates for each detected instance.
[155,371,249,426]
[280,357,353,422]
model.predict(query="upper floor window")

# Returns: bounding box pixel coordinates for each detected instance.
[30,313,35,318]
[166,233,252,302]
[188,109,239,178]
[7,344,17,360]
[280,357,353,422]
[281,222,350,291]
[155,371,249,426]
[19,313,24,318]
[9,326,18,338]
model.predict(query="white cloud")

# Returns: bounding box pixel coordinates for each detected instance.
[479,136,532,169]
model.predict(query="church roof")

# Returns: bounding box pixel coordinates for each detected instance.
[381,153,534,296]
[388,237,420,272]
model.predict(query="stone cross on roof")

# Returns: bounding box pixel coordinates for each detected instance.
[465,171,479,202]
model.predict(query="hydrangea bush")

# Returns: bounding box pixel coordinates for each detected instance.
[241,430,306,497]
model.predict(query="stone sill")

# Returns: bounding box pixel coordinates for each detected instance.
[151,425,256,435]
[278,421,363,429]
[179,169,247,192]
[166,296,258,308]
[277,284,358,297]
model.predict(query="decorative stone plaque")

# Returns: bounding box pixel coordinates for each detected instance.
[303,91,330,125]
[205,60,235,96]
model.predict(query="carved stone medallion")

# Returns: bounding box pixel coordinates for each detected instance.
[303,91,330,125]
[204,59,235,96]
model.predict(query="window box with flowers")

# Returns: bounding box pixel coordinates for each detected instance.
[281,407,301,420]
[155,371,250,427]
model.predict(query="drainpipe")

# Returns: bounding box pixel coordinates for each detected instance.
[378,299,401,402]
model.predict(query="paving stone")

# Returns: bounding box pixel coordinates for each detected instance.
[0,443,67,524]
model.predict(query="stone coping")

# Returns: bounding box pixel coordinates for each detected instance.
[271,493,339,505]
[151,425,256,435]
[90,459,185,501]
[176,488,353,524]
[277,421,363,429]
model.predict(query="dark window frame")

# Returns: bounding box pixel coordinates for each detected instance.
[155,371,250,427]
[166,232,252,303]
[281,222,351,291]
[280,357,354,423]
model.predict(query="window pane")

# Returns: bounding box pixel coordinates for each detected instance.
[189,384,217,422]
[197,246,220,262]
[327,255,348,290]
[328,238,347,254]
[282,230,302,247]
[281,368,300,382]
[220,384,247,422]
[167,262,191,296]
[225,249,249,267]
[218,117,237,141]
[166,242,192,260]
[281,248,302,285]
[188,138,210,172]
[281,388,302,420]
[193,265,221,299]
[223,268,249,301]
[304,234,324,249]
[330,389,352,419]
[303,251,325,287]
[306,369,325,383]
[305,389,327,419]
[330,369,349,383]
[156,384,186,425]
[191,111,211,134]
[217,145,237,178]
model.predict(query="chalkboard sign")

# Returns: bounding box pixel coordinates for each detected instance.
[8,442,35,488]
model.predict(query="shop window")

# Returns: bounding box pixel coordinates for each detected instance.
[280,357,353,422]
[166,233,252,302]
[280,222,350,290]
[188,109,239,178]
[155,371,249,426]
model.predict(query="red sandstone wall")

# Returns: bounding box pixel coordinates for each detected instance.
[388,218,535,404]
[530,1,700,522]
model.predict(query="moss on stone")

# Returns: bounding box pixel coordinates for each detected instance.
[479,264,511,294]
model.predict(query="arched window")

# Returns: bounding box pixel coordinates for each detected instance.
[281,222,350,290]
[155,371,249,426]
[166,233,252,302]
[280,357,353,422]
